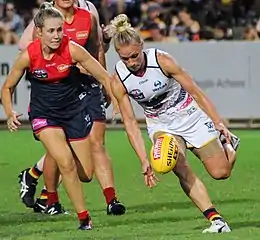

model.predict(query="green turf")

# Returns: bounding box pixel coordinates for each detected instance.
[0,130,259,239]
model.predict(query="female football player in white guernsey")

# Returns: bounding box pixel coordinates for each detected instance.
[107,14,241,233]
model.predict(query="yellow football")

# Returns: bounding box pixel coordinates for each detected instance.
[150,134,179,174]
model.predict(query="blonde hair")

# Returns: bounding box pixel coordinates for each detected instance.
[105,14,143,49]
[34,2,64,28]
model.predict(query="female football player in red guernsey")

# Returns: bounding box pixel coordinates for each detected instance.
[1,3,140,230]
[18,0,126,216]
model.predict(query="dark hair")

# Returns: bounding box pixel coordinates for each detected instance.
[34,2,64,28]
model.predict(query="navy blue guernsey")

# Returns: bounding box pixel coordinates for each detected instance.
[27,36,85,119]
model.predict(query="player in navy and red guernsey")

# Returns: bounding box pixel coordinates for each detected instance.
[1,3,118,230]
[18,0,125,216]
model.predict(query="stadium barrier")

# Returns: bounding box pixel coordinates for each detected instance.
[0,42,260,129]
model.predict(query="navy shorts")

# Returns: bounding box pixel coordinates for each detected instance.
[29,107,93,141]
[85,85,106,121]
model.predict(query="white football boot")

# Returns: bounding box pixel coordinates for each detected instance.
[202,219,231,233]
[219,132,240,151]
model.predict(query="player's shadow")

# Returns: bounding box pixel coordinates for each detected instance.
[194,221,260,231]
[103,214,200,228]
[0,211,72,226]
[0,162,9,167]
[127,201,193,213]
[123,198,254,214]
[0,225,77,240]
[227,221,260,229]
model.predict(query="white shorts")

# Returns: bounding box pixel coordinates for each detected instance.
[146,98,218,148]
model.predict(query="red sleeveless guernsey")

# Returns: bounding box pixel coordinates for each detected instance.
[63,7,92,47]
[27,36,84,119]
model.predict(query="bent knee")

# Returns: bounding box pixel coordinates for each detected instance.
[78,170,93,182]
[59,162,76,175]
[77,169,93,183]
[57,155,76,174]
[209,167,231,180]
[79,176,93,183]
[202,151,232,180]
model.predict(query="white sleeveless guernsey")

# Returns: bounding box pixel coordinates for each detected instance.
[115,48,218,148]
[116,48,188,119]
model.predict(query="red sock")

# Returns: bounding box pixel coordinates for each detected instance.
[77,211,89,221]
[103,187,116,204]
[47,191,59,206]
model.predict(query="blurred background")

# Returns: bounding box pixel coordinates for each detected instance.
[1,0,260,45]
[0,0,260,129]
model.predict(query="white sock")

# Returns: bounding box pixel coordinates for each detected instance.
[35,154,46,172]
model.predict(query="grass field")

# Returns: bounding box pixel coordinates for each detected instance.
[0,129,259,240]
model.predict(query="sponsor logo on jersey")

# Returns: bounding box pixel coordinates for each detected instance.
[91,83,99,88]
[33,69,48,79]
[76,31,89,40]
[79,91,87,100]
[84,114,91,122]
[129,89,145,100]
[139,79,148,85]
[57,64,70,72]
[187,106,197,115]
[204,122,215,133]
[154,80,161,87]
[66,28,76,32]
[153,80,167,92]
[45,63,56,67]
[32,118,48,131]
[84,114,92,127]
